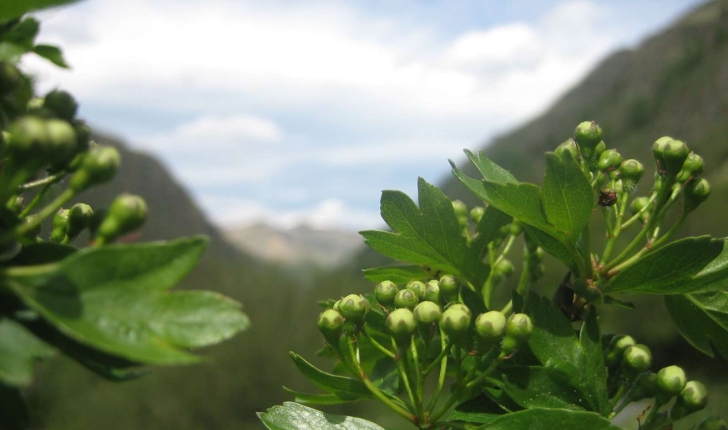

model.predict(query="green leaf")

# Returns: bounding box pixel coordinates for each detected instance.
[603,237,728,294]
[3,17,38,49]
[0,384,30,430]
[449,393,506,425]
[500,366,587,411]
[524,292,580,365]
[282,387,363,406]
[473,408,620,430]
[0,318,55,386]
[665,292,728,360]
[288,352,373,398]
[578,307,609,416]
[33,44,69,68]
[360,178,489,286]
[4,237,249,365]
[0,0,79,21]
[258,402,385,430]
[540,152,594,240]
[470,206,512,258]
[11,242,76,266]
[461,149,519,184]
[523,225,577,272]
[362,265,431,284]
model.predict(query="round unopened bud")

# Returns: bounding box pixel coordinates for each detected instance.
[594,141,606,158]
[597,149,623,172]
[386,308,416,341]
[406,280,427,299]
[21,214,42,241]
[8,197,24,214]
[6,116,49,164]
[446,303,472,317]
[555,138,580,160]
[697,416,728,430]
[0,62,21,95]
[505,313,533,343]
[374,280,398,306]
[66,203,94,241]
[508,222,522,236]
[652,136,673,168]
[439,275,459,296]
[685,178,710,212]
[680,380,707,411]
[574,121,603,149]
[620,159,645,183]
[50,209,70,243]
[424,280,441,303]
[70,146,121,191]
[624,344,652,372]
[317,309,345,342]
[663,140,690,174]
[96,194,148,243]
[657,365,687,396]
[414,301,442,327]
[337,294,368,322]
[44,89,78,121]
[394,289,419,310]
[630,197,650,215]
[475,311,506,342]
[470,206,485,224]
[493,258,514,278]
[676,152,705,184]
[452,200,468,226]
[441,305,471,341]
[45,119,77,160]
[74,122,92,153]
[605,335,636,366]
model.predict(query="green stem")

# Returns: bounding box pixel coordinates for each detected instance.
[0,188,75,244]
[641,398,665,430]
[362,329,396,359]
[500,300,513,316]
[425,329,449,412]
[621,193,658,229]
[600,192,629,266]
[409,338,424,419]
[18,171,67,191]
[345,338,415,424]
[493,234,516,268]
[392,338,418,411]
[18,183,52,218]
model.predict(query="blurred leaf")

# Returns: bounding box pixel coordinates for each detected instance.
[362,265,431,284]
[0,0,79,21]
[33,44,69,68]
[11,242,76,266]
[540,152,594,241]
[258,402,384,430]
[0,318,55,386]
[449,393,507,425]
[360,178,489,286]
[3,17,38,48]
[0,384,29,430]
[5,237,249,365]
[603,237,728,294]
[665,291,728,360]
[288,352,373,398]
[282,387,363,406]
[471,408,620,430]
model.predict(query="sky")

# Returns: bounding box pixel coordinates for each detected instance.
[26,0,704,232]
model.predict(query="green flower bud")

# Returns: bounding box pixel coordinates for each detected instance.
[440,305,471,342]
[620,159,645,184]
[657,365,687,396]
[0,62,21,95]
[555,138,580,160]
[493,258,514,278]
[574,121,602,149]
[533,247,545,262]
[680,380,707,411]
[374,280,398,306]
[70,146,121,191]
[424,280,441,303]
[605,335,636,366]
[45,119,77,160]
[623,344,652,372]
[597,149,623,172]
[697,416,728,430]
[413,301,442,327]
[475,311,506,342]
[685,178,710,212]
[452,200,468,227]
[5,116,49,165]
[676,152,705,184]
[630,197,650,215]
[394,289,419,310]
[625,372,658,402]
[446,303,472,317]
[50,209,70,243]
[470,206,485,224]
[74,121,92,153]
[337,294,369,322]
[8,197,23,215]
[333,299,341,312]
[505,313,533,343]
[663,140,690,175]
[594,141,606,158]
[386,308,416,342]
[438,274,459,296]
[66,203,94,241]
[406,280,427,299]
[652,136,673,169]
[317,309,345,343]
[508,222,522,236]
[27,97,44,111]
[96,194,148,243]
[44,89,78,121]
[21,214,42,241]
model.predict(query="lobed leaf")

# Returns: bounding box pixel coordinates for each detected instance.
[258,402,385,430]
[362,265,431,284]
[540,152,594,241]
[665,292,728,360]
[4,237,249,365]
[472,408,620,430]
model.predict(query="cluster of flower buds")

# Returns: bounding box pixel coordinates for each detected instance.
[650,137,709,212]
